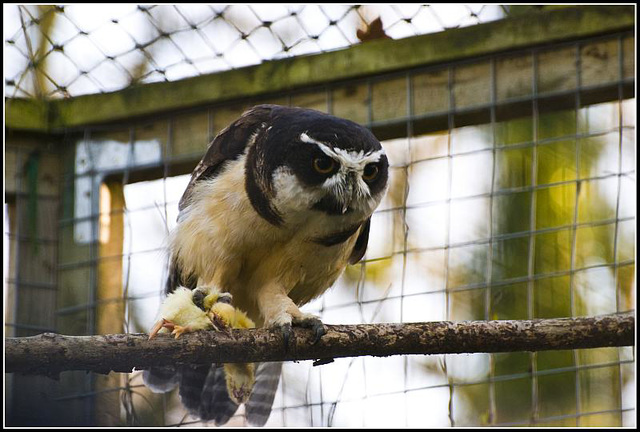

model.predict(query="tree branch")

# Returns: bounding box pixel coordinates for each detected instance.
[6,312,634,377]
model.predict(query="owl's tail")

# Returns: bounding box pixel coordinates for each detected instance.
[142,362,282,426]
[246,362,283,426]
[142,366,179,393]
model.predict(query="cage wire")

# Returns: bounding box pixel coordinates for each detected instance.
[5,4,508,98]
[4,4,636,428]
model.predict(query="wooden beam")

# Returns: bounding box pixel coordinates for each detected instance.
[5,6,634,132]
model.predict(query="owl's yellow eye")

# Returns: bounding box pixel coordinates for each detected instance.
[363,163,379,181]
[313,157,335,174]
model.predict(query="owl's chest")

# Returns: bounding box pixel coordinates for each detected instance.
[179,174,356,268]
[236,206,358,286]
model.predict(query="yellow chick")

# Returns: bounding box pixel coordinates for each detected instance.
[208,301,257,405]
[148,287,226,339]
[208,300,255,331]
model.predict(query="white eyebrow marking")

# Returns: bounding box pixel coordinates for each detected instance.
[299,132,384,170]
[300,132,332,153]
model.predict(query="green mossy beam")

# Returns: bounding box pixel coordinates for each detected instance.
[5,6,634,132]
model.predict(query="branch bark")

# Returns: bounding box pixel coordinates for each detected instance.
[6,312,634,377]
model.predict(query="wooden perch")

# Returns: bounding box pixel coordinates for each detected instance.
[5,312,634,377]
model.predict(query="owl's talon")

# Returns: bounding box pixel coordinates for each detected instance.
[280,322,293,351]
[192,289,207,311]
[217,292,233,304]
[293,314,326,344]
[312,322,326,344]
[209,312,230,332]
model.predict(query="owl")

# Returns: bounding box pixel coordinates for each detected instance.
[143,104,389,425]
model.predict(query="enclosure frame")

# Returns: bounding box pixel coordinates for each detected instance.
[4,5,636,427]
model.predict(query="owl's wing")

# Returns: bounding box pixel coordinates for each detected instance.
[178,364,212,417]
[154,106,279,427]
[348,217,371,264]
[198,364,240,425]
[166,104,275,294]
[178,105,275,214]
[162,362,281,426]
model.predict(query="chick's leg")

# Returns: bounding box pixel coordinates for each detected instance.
[148,318,176,340]
[171,324,197,339]
[257,282,326,348]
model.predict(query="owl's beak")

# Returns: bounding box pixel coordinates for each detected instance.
[340,174,357,213]
[319,171,362,215]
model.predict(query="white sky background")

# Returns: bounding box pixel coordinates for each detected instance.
[4,3,635,427]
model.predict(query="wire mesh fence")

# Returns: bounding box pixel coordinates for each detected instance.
[5,4,508,98]
[4,4,636,428]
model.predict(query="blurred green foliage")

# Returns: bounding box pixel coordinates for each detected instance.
[447,104,632,426]
[352,101,634,426]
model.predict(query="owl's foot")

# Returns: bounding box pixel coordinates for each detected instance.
[294,313,326,344]
[216,292,233,304]
[192,286,233,310]
[269,311,326,350]
[208,311,231,332]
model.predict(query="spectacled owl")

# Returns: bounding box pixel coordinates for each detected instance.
[144,104,389,425]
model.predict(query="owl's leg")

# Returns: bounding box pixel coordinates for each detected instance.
[192,285,233,310]
[257,282,326,348]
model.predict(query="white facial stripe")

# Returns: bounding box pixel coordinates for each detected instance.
[334,147,384,169]
[300,132,336,159]
[299,132,327,147]
[299,132,385,171]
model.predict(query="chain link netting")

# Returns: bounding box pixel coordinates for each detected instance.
[5,4,635,428]
[5,4,508,98]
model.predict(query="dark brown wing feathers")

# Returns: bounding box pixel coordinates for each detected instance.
[178,105,274,213]
[348,217,371,264]
[167,105,274,294]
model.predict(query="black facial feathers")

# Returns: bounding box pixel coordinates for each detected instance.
[253,105,385,189]
[242,105,386,224]
[178,103,386,236]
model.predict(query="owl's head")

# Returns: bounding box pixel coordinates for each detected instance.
[245,106,388,225]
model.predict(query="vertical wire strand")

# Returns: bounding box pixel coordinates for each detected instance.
[401,71,413,427]
[569,42,583,427]
[445,65,455,427]
[162,116,175,426]
[124,126,137,425]
[528,50,540,425]
[486,56,498,426]
[612,34,626,426]
[11,149,24,340]
[84,126,98,424]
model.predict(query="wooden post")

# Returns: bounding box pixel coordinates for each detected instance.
[5,135,62,425]
[94,181,126,426]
